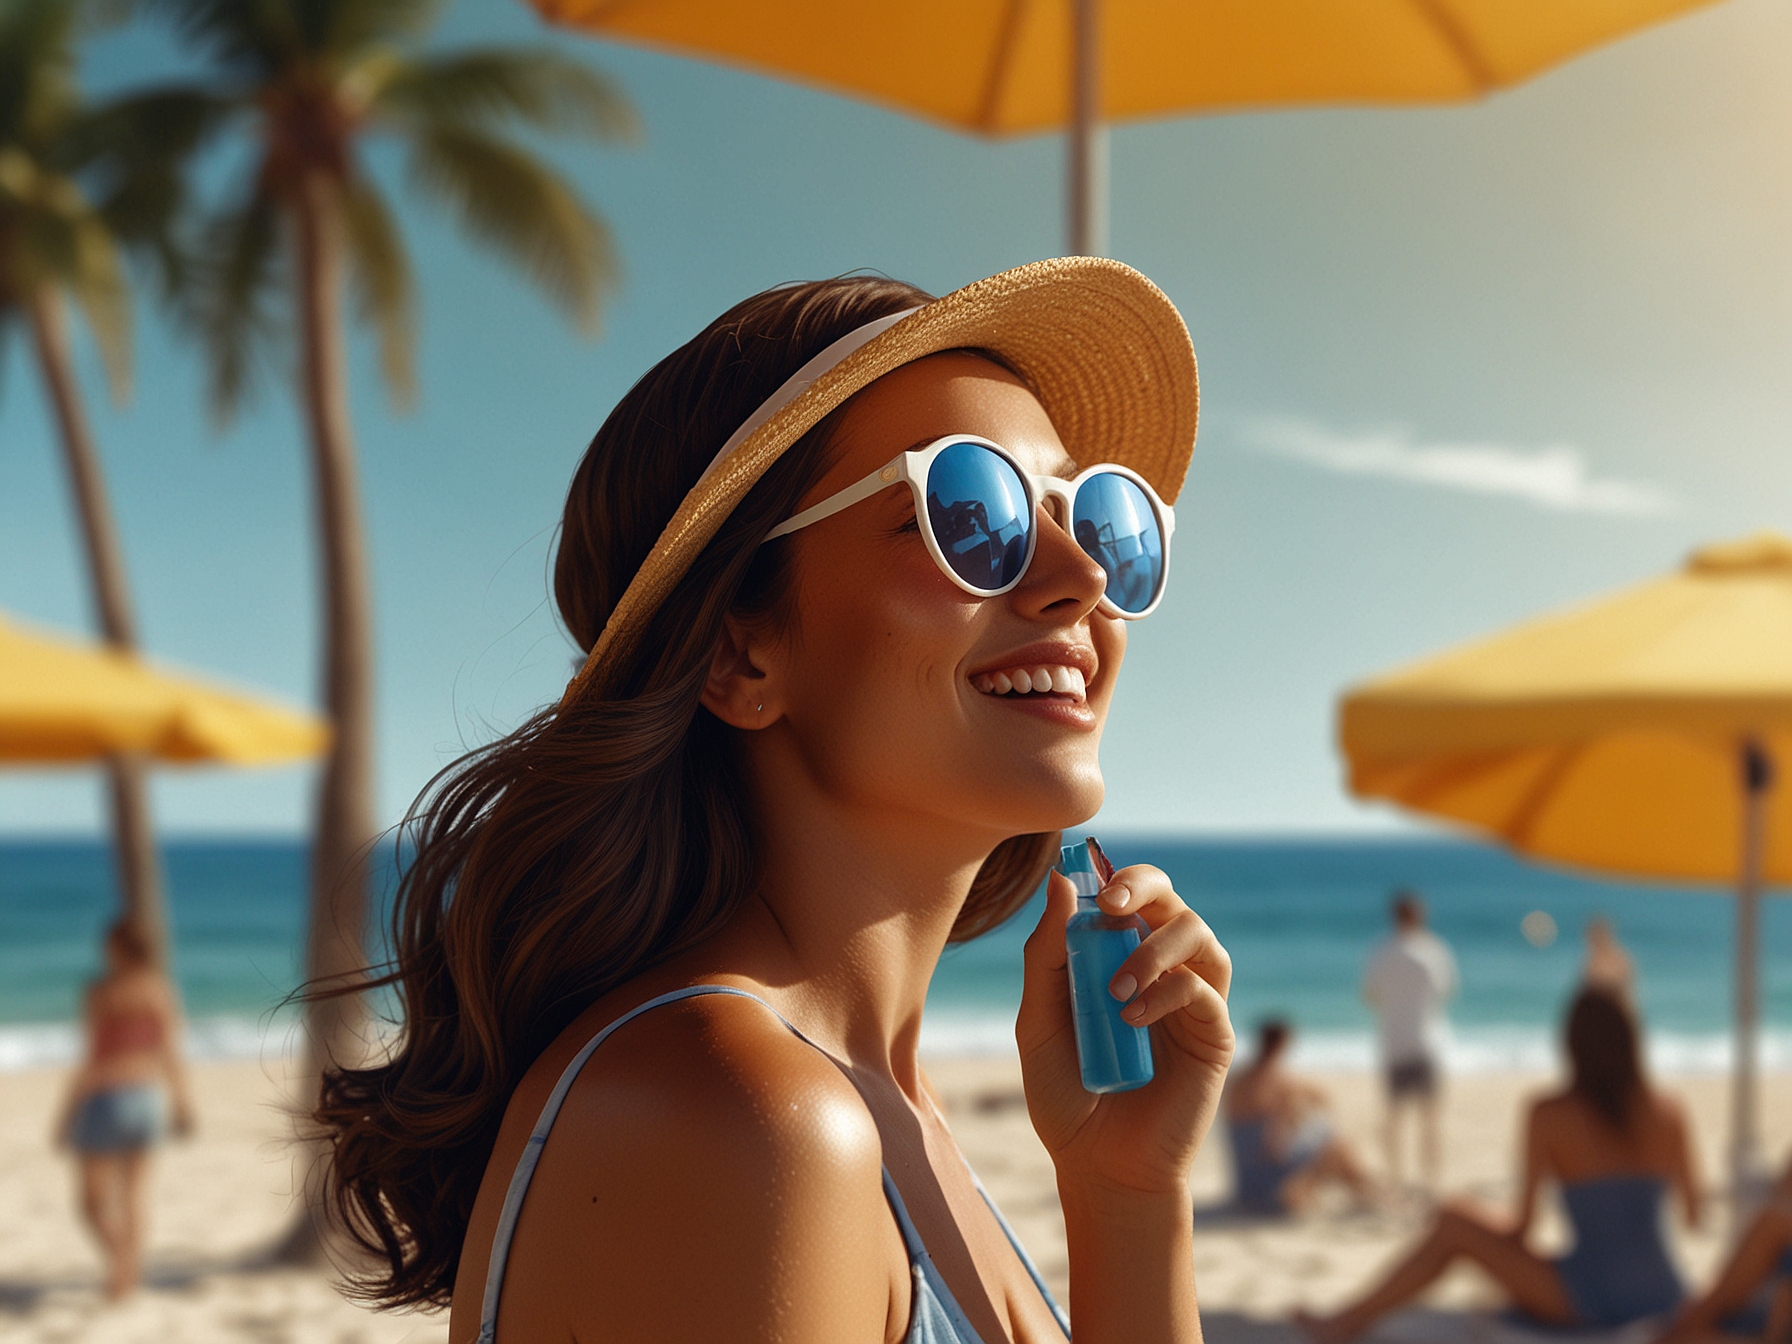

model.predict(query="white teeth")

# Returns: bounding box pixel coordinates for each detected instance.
[974,664,1090,700]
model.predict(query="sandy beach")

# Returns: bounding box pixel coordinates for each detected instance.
[2,1057,1788,1343]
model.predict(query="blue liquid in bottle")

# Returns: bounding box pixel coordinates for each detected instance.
[1060,839,1154,1094]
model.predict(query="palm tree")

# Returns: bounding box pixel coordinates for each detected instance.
[136,0,633,1255]
[0,0,206,965]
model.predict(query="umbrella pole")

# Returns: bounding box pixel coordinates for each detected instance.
[1067,0,1107,256]
[1731,739,1772,1220]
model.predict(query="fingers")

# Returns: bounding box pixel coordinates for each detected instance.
[1016,871,1076,1047]
[1022,870,1076,976]
[1121,966,1235,1062]
[1098,865,1231,1003]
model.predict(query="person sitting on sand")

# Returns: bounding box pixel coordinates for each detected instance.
[311,262,1237,1343]
[1299,986,1700,1343]
[1226,1018,1375,1214]
[52,919,195,1299]
[1655,1153,1792,1344]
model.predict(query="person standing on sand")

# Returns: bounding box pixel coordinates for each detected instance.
[1363,890,1457,1193]
[53,920,195,1299]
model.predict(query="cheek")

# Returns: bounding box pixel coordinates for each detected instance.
[788,541,978,724]
[1091,616,1127,713]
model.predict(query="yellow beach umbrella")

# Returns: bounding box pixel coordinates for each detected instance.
[0,613,328,765]
[529,0,1724,254]
[1339,533,1792,1197]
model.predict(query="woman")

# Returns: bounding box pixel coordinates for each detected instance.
[1299,987,1699,1342]
[1226,1019,1375,1214]
[54,918,195,1299]
[316,258,1236,1343]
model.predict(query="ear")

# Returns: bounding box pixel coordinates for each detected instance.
[700,613,780,729]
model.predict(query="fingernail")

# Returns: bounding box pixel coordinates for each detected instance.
[1104,882,1130,910]
[1109,972,1137,1002]
[1121,1000,1147,1021]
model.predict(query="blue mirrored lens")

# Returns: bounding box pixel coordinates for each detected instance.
[1073,473,1164,614]
[925,442,1033,591]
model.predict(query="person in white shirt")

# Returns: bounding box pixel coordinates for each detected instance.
[1363,891,1458,1194]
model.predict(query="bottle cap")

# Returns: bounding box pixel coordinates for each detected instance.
[1057,841,1103,898]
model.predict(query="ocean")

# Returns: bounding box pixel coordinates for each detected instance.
[3,836,1789,1074]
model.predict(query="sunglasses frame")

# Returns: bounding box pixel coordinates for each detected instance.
[763,434,1176,620]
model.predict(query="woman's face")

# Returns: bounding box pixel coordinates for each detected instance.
[761,352,1126,841]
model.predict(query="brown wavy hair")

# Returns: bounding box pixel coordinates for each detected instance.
[314,276,1062,1308]
[1565,985,1645,1130]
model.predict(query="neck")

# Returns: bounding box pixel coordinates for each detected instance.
[734,750,1010,1099]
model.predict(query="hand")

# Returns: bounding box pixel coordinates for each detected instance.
[1016,864,1234,1198]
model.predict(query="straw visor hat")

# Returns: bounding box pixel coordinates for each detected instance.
[565,256,1198,702]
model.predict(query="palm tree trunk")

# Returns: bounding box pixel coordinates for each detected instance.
[26,284,168,966]
[272,168,379,1265]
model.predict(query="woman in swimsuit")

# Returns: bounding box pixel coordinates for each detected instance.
[1226,1019,1375,1214]
[54,919,195,1299]
[1299,987,1700,1342]
[314,259,1234,1343]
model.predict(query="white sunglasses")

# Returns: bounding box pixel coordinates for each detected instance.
[764,434,1175,619]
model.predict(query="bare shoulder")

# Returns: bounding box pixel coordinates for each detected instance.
[1527,1089,1572,1124]
[554,989,884,1165]
[462,991,900,1343]
[1644,1088,1691,1138]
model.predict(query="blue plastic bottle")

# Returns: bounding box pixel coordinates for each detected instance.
[1060,838,1154,1093]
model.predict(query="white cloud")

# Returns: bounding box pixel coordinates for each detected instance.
[1244,416,1675,516]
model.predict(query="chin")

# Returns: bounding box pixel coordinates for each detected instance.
[988,766,1105,836]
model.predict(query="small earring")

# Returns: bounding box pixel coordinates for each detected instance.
[756,703,764,712]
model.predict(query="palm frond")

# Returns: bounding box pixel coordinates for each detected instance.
[314,0,438,58]
[0,0,80,149]
[57,87,237,174]
[375,49,637,142]
[60,88,239,297]
[406,122,615,334]
[62,210,131,401]
[143,0,297,78]
[189,186,284,424]
[338,172,414,405]
[3,149,132,402]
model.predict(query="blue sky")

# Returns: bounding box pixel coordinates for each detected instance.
[4,0,1791,837]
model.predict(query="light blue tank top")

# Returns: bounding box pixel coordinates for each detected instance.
[477,985,1072,1343]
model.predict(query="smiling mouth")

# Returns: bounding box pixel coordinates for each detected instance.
[972,665,1088,703]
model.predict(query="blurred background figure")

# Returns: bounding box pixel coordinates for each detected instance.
[1298,987,1700,1343]
[1226,1018,1377,1215]
[1584,915,1637,999]
[1363,890,1458,1193]
[1656,1152,1792,1344]
[52,920,195,1299]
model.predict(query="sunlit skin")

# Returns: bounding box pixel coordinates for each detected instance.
[448,353,1235,1344]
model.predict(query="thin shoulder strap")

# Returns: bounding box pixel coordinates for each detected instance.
[476,984,771,1344]
[920,1095,1073,1340]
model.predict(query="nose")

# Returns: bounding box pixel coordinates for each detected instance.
[1012,500,1107,621]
